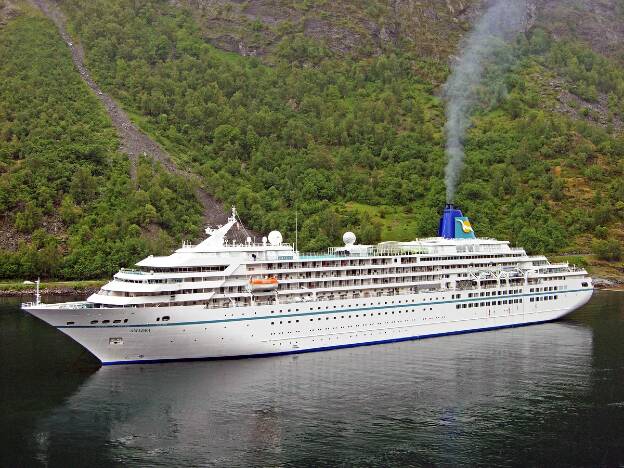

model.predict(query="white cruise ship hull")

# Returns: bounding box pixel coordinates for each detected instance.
[24,282,593,365]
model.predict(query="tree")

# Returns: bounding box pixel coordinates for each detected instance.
[14,203,42,233]
[70,166,97,204]
[592,239,622,261]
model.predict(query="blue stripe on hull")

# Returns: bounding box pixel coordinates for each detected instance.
[101,317,559,366]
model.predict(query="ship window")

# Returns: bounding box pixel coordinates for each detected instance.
[66,321,75,325]
[113,319,121,323]
[90,320,98,324]
[102,320,110,324]
[156,317,160,322]
[123,319,128,323]
[162,316,170,321]
[582,282,588,287]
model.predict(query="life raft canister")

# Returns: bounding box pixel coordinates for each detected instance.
[249,277,279,291]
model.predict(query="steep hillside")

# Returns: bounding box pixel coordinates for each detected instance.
[0,3,203,279]
[56,0,624,256]
[1,0,622,281]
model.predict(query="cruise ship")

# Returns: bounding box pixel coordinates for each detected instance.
[22,205,594,365]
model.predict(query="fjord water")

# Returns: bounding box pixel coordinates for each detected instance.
[1,293,623,467]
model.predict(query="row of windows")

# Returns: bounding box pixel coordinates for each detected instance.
[270,308,437,326]
[468,289,522,298]
[530,295,558,302]
[81,318,129,325]
[530,286,560,292]
[263,253,524,271]
[456,299,523,309]
[269,316,448,336]
[74,314,172,326]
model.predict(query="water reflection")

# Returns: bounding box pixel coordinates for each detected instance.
[35,321,593,466]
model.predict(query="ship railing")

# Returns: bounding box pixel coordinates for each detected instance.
[119,268,149,275]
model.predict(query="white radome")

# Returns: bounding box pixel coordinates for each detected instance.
[343,231,356,246]
[268,231,283,246]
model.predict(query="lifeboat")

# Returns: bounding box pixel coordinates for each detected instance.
[249,277,278,292]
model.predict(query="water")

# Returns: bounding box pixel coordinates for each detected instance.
[1,292,623,467]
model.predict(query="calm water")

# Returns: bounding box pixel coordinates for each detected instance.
[1,292,623,467]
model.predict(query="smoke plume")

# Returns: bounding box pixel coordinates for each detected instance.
[444,0,528,203]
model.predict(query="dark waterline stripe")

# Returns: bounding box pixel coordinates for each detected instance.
[56,288,592,330]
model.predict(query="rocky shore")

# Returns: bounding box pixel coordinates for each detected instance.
[593,278,624,290]
[0,284,102,297]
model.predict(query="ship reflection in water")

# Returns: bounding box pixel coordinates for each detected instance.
[32,320,595,466]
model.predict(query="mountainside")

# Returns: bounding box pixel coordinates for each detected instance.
[0,1,203,279]
[0,0,623,280]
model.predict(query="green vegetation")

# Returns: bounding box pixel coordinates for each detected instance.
[0,9,202,280]
[1,0,623,282]
[592,239,622,262]
[59,0,623,257]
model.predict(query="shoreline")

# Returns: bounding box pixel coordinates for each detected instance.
[0,280,105,297]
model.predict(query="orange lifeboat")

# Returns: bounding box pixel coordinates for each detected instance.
[249,277,278,292]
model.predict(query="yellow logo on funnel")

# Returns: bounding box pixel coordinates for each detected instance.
[460,219,473,233]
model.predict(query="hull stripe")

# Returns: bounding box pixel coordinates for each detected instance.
[52,288,593,330]
[100,317,563,365]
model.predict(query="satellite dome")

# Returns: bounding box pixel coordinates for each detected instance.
[343,231,356,246]
[268,230,283,246]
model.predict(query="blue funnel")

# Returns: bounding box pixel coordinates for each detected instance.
[438,204,476,239]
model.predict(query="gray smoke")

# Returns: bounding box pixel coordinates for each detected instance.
[444,0,528,203]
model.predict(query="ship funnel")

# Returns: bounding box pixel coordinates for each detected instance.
[438,204,476,239]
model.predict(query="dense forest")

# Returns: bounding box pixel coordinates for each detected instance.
[0,7,202,279]
[62,0,624,253]
[0,0,622,280]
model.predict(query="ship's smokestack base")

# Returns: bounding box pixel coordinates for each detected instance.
[438,204,476,239]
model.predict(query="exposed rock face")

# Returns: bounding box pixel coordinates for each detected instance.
[174,0,624,63]
[536,0,624,61]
